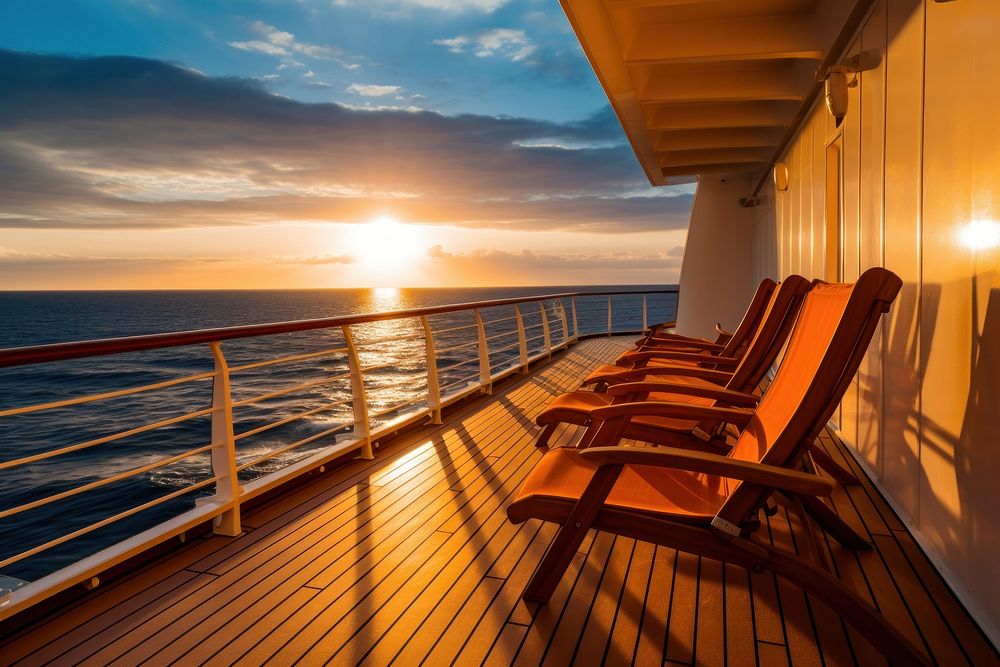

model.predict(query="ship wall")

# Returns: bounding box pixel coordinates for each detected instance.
[751,0,1000,639]
[675,176,756,339]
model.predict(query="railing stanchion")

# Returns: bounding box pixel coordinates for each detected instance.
[208,341,242,536]
[558,300,569,346]
[571,297,579,341]
[474,309,492,393]
[343,325,373,459]
[642,294,648,332]
[421,316,442,424]
[607,296,613,336]
[539,302,552,356]
[515,305,529,373]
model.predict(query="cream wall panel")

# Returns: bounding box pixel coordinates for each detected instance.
[839,38,863,450]
[799,118,814,278]
[811,112,826,277]
[776,159,788,278]
[857,1,887,475]
[752,181,778,284]
[881,0,923,523]
[789,140,802,275]
[921,0,1000,634]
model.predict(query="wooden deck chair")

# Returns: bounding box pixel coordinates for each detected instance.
[618,277,777,357]
[582,278,778,389]
[538,274,861,488]
[534,276,809,451]
[507,268,925,664]
[635,277,776,349]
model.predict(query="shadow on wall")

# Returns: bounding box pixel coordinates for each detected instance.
[955,281,1000,594]
[865,277,1000,626]
[867,282,941,516]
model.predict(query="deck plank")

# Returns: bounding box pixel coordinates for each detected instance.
[2,336,997,666]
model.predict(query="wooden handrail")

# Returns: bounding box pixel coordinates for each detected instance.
[0,288,678,368]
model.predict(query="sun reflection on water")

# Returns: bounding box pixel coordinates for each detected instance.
[372,286,401,304]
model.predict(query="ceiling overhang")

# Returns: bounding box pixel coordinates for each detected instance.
[561,0,866,186]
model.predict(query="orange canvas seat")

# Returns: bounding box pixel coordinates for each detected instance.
[508,446,728,523]
[508,268,927,665]
[583,277,777,388]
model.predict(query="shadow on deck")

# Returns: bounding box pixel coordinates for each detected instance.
[0,337,996,665]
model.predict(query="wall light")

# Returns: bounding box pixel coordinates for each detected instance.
[773,162,789,191]
[958,219,1000,251]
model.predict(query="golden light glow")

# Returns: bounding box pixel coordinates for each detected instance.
[349,216,426,267]
[958,219,1000,251]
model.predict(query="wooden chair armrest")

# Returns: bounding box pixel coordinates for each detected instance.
[633,336,705,348]
[646,319,676,333]
[606,382,760,406]
[577,447,834,497]
[641,338,725,352]
[590,400,754,427]
[618,349,696,364]
[621,350,739,368]
[608,366,734,385]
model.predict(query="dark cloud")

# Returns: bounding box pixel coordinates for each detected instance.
[0,50,692,232]
[418,245,685,285]
[290,253,357,265]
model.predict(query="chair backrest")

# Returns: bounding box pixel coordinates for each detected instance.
[717,267,902,527]
[716,278,778,358]
[723,275,810,393]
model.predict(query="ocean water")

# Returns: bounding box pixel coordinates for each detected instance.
[0,286,677,583]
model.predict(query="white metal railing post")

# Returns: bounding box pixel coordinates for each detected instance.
[421,316,442,424]
[539,301,552,356]
[514,304,529,373]
[342,325,374,459]
[474,309,492,393]
[607,296,613,336]
[558,300,569,345]
[642,294,648,332]
[208,342,242,536]
[571,297,579,341]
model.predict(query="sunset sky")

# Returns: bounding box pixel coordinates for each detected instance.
[0,0,693,289]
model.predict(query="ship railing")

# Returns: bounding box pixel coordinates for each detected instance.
[0,288,677,620]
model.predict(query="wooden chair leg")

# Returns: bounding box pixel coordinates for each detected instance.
[808,444,860,485]
[796,494,871,550]
[523,522,589,604]
[523,464,623,603]
[765,546,931,666]
[535,423,557,449]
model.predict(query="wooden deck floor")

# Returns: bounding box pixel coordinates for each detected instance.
[1,337,997,666]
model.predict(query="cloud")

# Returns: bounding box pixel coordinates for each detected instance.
[236,21,336,60]
[0,246,71,262]
[421,246,685,284]
[289,253,356,265]
[435,29,535,61]
[0,50,692,234]
[337,0,508,14]
[0,250,243,265]
[0,248,359,266]
[346,83,403,97]
[228,40,290,57]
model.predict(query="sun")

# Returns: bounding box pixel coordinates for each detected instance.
[348,216,424,267]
